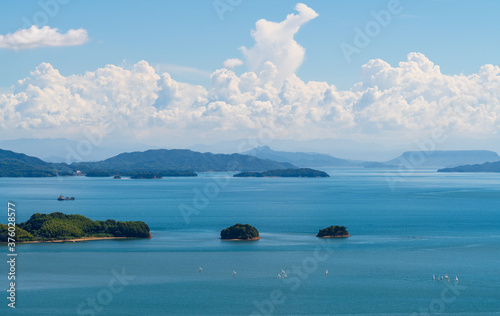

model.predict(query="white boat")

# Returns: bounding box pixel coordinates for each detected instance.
[325,269,328,276]
[432,274,435,280]
[199,266,203,272]
[232,270,237,276]
[281,269,286,275]
[276,274,281,279]
[455,276,458,282]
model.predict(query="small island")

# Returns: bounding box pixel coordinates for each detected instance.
[0,212,151,243]
[233,168,329,178]
[316,225,350,238]
[130,171,197,179]
[220,223,260,240]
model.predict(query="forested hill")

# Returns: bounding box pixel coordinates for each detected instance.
[71,149,297,173]
[0,148,71,177]
[438,160,500,173]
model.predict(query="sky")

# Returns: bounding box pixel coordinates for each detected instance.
[1,0,500,159]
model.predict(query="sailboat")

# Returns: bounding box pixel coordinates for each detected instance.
[325,269,328,276]
[276,274,281,279]
[199,266,203,272]
[232,270,237,276]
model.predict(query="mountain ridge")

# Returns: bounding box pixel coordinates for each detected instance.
[242,146,357,167]
[437,160,500,172]
[71,149,297,173]
[384,150,500,168]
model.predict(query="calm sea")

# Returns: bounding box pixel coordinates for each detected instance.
[0,168,499,315]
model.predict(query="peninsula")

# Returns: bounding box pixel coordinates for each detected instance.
[437,160,500,173]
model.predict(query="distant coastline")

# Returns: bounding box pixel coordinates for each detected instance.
[234,168,329,178]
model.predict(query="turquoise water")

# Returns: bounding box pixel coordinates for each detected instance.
[0,168,499,315]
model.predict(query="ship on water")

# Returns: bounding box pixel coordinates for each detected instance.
[57,195,75,201]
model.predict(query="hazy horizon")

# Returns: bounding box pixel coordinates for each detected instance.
[2,136,500,163]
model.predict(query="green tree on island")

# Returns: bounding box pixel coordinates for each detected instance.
[0,212,151,242]
[220,223,260,240]
[0,224,35,242]
[316,225,349,238]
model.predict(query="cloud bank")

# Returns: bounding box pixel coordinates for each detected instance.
[0,26,89,50]
[1,4,500,146]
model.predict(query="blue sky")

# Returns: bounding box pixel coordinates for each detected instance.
[1,0,499,90]
[1,0,500,159]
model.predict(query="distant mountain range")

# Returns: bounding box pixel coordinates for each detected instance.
[71,149,297,173]
[241,147,500,169]
[3,144,500,177]
[242,146,357,167]
[190,138,395,161]
[0,148,298,177]
[382,150,500,168]
[438,161,500,173]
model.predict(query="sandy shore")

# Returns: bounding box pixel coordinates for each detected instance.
[11,237,130,244]
[317,235,350,238]
[221,237,261,241]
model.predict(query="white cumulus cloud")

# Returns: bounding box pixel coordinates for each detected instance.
[1,4,500,148]
[0,26,89,50]
[240,3,318,86]
[222,58,244,69]
[2,53,500,143]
